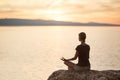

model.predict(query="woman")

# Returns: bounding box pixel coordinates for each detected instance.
[61,32,90,71]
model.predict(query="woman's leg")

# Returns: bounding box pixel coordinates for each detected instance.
[64,61,75,70]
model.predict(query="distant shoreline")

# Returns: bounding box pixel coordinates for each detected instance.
[0,18,120,26]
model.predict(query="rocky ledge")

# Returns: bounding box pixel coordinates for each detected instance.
[48,70,120,80]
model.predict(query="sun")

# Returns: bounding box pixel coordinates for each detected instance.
[43,10,63,15]
[52,16,65,21]
[43,9,67,21]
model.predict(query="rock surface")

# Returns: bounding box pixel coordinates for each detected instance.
[48,70,120,80]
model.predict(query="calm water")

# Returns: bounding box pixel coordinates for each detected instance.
[0,26,120,80]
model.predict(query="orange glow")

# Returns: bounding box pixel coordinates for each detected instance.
[0,0,120,24]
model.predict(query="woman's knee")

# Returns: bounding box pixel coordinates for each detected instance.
[64,61,75,67]
[64,61,69,65]
[68,67,74,71]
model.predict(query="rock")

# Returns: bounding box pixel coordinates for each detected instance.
[48,70,120,80]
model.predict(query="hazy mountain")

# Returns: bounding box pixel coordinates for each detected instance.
[0,18,120,26]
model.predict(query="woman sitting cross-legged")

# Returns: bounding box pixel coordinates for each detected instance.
[61,32,90,71]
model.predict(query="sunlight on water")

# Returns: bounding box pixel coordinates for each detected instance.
[0,26,120,80]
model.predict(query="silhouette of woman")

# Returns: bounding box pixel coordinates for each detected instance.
[61,32,90,71]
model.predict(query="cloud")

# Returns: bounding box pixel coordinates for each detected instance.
[0,0,119,14]
[45,0,119,14]
[111,0,120,3]
[0,9,17,13]
[0,4,18,13]
[0,0,120,23]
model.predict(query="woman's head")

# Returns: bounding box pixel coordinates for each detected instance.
[79,32,86,42]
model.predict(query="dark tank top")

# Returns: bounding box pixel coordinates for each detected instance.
[76,44,90,67]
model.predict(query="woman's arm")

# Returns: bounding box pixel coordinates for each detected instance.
[66,51,79,61]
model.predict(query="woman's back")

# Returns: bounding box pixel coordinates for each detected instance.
[76,44,90,67]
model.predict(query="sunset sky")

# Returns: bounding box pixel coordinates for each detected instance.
[0,0,120,24]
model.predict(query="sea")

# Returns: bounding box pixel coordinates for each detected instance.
[0,26,120,80]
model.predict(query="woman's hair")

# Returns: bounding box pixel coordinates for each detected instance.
[79,32,86,42]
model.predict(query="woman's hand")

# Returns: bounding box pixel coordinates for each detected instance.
[61,57,68,61]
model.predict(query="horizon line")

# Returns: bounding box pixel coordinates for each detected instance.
[0,18,120,25]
